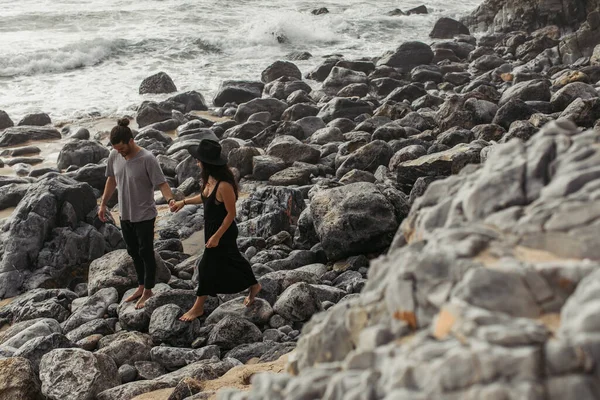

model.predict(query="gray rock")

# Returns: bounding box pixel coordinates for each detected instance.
[17,113,51,127]
[261,61,302,83]
[0,110,14,130]
[336,140,393,178]
[149,304,202,347]
[87,250,171,297]
[0,357,44,399]
[317,97,373,123]
[206,296,273,326]
[150,345,220,371]
[57,140,109,170]
[118,364,137,383]
[252,155,287,181]
[134,361,166,380]
[139,72,177,94]
[429,17,470,39]
[225,341,280,363]
[235,98,288,123]
[39,348,119,400]
[65,318,115,343]
[228,146,261,177]
[310,182,399,260]
[96,331,153,367]
[208,316,262,350]
[377,41,434,72]
[0,126,61,147]
[273,282,322,322]
[266,135,320,165]
[550,82,599,112]
[62,288,118,332]
[213,80,264,107]
[96,381,170,400]
[13,333,74,374]
[1,319,61,349]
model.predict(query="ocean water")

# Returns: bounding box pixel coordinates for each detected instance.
[0,0,482,124]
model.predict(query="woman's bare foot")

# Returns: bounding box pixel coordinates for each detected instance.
[135,289,153,309]
[179,307,204,322]
[124,286,144,303]
[244,283,262,307]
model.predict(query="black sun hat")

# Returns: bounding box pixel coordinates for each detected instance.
[188,139,227,166]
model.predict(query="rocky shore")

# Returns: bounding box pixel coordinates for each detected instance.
[1,0,600,399]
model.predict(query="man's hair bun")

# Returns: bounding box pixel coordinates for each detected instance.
[117,118,130,127]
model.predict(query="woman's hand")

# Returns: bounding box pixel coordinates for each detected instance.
[170,200,185,213]
[206,235,220,248]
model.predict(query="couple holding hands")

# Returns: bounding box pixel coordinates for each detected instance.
[98,119,261,321]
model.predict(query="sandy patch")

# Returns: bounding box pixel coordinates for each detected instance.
[131,353,290,400]
[474,245,581,268]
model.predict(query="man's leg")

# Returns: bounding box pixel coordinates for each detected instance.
[121,219,145,302]
[134,218,157,309]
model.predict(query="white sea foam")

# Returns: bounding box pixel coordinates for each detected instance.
[0,38,127,77]
[0,0,483,123]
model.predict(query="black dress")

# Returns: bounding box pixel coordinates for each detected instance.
[195,181,258,296]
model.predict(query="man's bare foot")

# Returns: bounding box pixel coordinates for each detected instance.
[135,290,153,309]
[124,287,144,303]
[179,307,204,322]
[244,283,262,307]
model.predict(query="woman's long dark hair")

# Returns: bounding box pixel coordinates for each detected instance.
[201,162,239,199]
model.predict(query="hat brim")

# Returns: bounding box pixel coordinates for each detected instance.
[188,145,228,166]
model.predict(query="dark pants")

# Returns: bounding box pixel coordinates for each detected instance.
[120,218,156,290]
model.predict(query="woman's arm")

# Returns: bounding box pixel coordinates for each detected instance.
[206,183,236,247]
[171,193,203,212]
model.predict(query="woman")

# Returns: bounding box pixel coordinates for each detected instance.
[170,139,261,322]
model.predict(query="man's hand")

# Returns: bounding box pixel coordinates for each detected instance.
[98,205,107,222]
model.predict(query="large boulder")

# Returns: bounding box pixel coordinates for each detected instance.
[166,91,208,113]
[17,113,51,127]
[0,126,61,147]
[205,296,273,326]
[57,140,109,170]
[136,101,173,128]
[0,175,98,298]
[273,282,323,322]
[377,41,434,72]
[461,0,592,33]
[336,140,394,178]
[429,17,470,38]
[87,250,171,297]
[0,319,61,349]
[237,186,305,238]
[317,97,374,123]
[61,288,118,332]
[12,333,74,374]
[139,72,177,94]
[310,182,399,260]
[39,348,119,400]
[322,67,368,95]
[207,315,262,350]
[213,80,264,107]
[261,61,302,83]
[0,110,15,130]
[266,135,320,165]
[0,357,44,399]
[234,98,288,123]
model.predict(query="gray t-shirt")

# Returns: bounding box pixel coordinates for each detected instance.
[105,148,166,222]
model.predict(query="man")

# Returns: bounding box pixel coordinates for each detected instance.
[98,118,176,309]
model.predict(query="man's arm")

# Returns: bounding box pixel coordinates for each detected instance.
[98,176,117,222]
[158,182,176,206]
